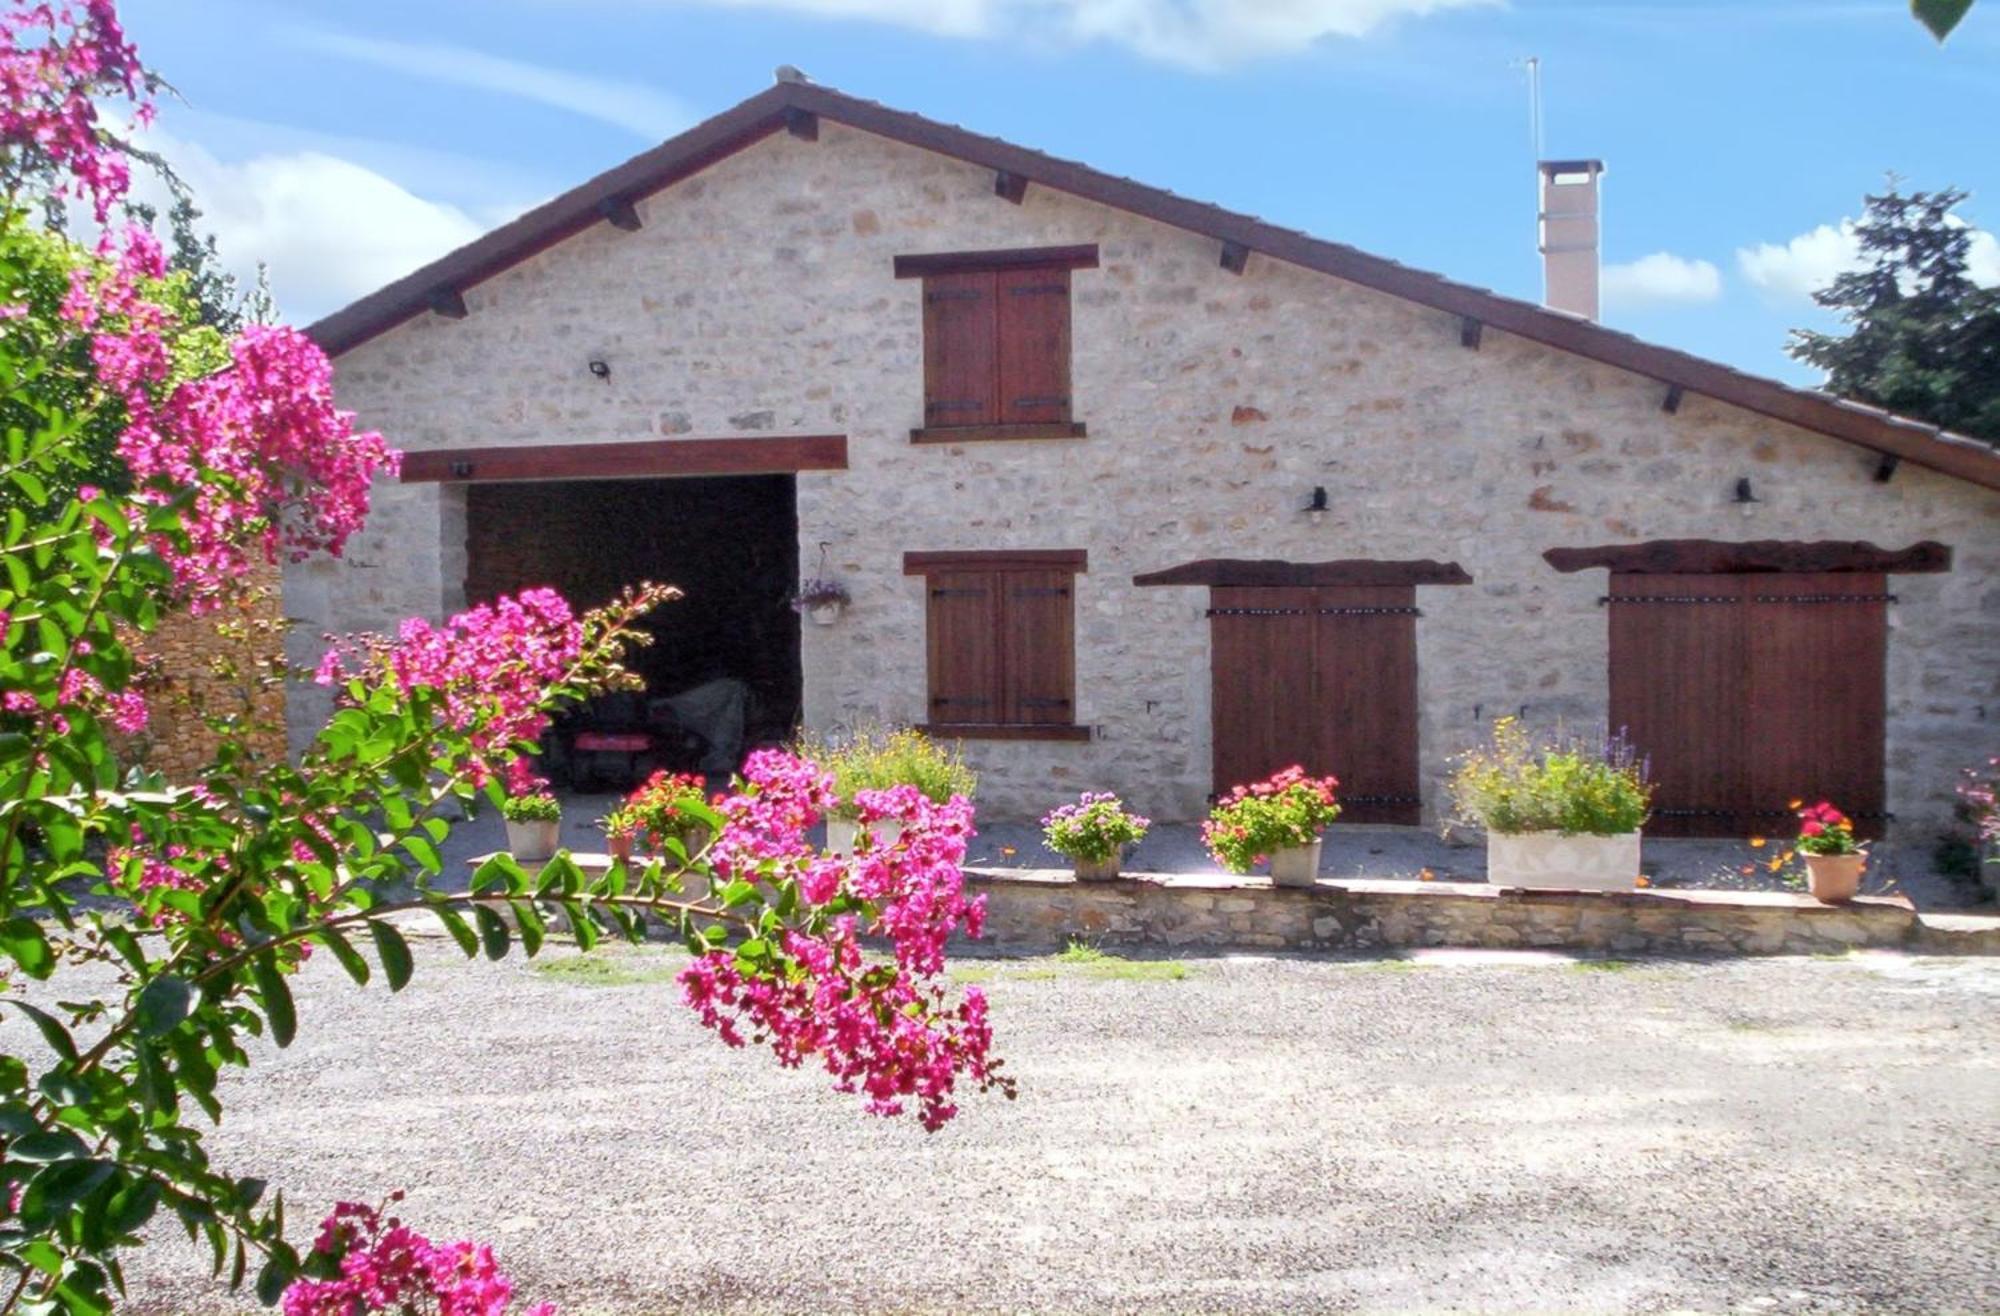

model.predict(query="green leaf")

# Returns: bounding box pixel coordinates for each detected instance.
[255,1258,290,1307]
[400,833,441,873]
[6,1000,77,1062]
[7,1128,90,1162]
[368,920,414,991]
[0,916,54,979]
[22,1158,114,1220]
[1913,0,1974,39]
[250,954,298,1048]
[316,927,371,986]
[472,904,510,961]
[133,975,192,1038]
[432,906,478,958]
[511,900,545,957]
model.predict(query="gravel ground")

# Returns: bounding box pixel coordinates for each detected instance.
[120,942,2000,1315]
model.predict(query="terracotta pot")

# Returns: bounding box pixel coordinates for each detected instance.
[607,831,634,863]
[1269,838,1323,887]
[1487,831,1641,892]
[1073,854,1121,881]
[1804,852,1865,903]
[504,817,560,863]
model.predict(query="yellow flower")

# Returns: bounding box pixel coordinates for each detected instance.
[1787,798,1803,810]
[1634,875,1651,888]
[1418,868,1435,882]
[999,845,1017,857]
[1748,836,1767,848]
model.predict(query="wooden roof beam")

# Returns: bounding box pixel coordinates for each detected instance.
[784,107,818,140]
[596,196,642,231]
[1662,384,1685,414]
[1219,240,1250,275]
[1460,317,1482,350]
[994,170,1028,204]
[426,288,468,320]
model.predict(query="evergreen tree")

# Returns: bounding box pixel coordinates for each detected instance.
[1787,185,2000,446]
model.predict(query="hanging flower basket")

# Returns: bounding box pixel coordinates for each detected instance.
[792,577,850,626]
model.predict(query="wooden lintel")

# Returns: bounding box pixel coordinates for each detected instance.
[784,107,818,140]
[596,196,642,231]
[994,170,1028,204]
[904,549,1087,575]
[1220,241,1250,275]
[893,244,1099,279]
[426,288,468,320]
[1661,384,1685,414]
[1873,453,1901,484]
[1542,539,1952,576]
[1459,317,1482,350]
[400,435,848,483]
[1133,558,1473,589]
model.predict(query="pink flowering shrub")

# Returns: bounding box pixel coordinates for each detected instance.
[1960,756,1999,852]
[0,0,148,221]
[284,1196,553,1316]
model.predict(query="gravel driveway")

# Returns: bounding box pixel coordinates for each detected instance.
[123,943,2000,1315]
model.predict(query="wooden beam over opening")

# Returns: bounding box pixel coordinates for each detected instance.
[426,288,468,320]
[400,435,849,483]
[1542,538,1952,576]
[1460,317,1482,350]
[596,196,642,232]
[1219,240,1250,275]
[1133,558,1473,589]
[784,107,818,140]
[1661,384,1684,414]
[994,170,1028,204]
[893,244,1100,279]
[1873,454,1901,484]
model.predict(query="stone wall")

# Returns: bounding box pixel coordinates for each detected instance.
[964,869,1920,957]
[128,561,287,781]
[294,119,2000,838]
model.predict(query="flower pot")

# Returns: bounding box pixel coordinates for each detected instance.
[1072,855,1121,881]
[505,817,560,862]
[1269,838,1323,887]
[1804,852,1865,904]
[1486,830,1640,892]
[808,602,842,627]
[607,831,634,863]
[825,817,904,857]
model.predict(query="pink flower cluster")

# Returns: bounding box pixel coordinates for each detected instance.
[284,1197,553,1316]
[314,589,584,782]
[0,0,147,222]
[679,750,1002,1130]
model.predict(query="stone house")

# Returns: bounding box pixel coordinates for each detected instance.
[296,78,2000,841]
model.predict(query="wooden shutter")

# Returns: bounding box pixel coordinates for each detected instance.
[995,267,1071,425]
[922,272,998,427]
[1313,586,1421,825]
[925,571,1001,725]
[1000,569,1076,725]
[1745,573,1887,838]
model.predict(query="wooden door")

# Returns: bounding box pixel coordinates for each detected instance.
[1209,585,1422,824]
[1609,571,1887,838]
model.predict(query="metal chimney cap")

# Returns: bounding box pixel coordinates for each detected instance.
[1538,158,1605,178]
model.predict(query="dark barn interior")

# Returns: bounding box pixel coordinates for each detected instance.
[463,475,802,785]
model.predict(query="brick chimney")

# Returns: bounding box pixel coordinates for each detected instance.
[1538,159,1604,320]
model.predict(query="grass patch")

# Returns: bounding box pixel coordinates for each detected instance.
[1348,958,1426,972]
[532,950,683,988]
[1572,958,1640,973]
[949,940,1191,984]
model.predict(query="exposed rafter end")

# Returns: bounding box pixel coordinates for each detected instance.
[994,170,1028,204]
[1873,453,1901,484]
[784,107,819,140]
[1219,240,1250,275]
[427,289,468,320]
[1661,384,1685,414]
[1459,316,1482,350]
[596,196,642,232]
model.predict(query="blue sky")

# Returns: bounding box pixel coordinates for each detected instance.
[123,0,1998,385]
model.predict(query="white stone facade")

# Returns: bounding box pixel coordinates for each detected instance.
[290,122,2000,836]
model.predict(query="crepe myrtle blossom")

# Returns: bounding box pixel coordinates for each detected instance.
[283,1196,554,1316]
[680,750,1004,1130]
[0,0,148,222]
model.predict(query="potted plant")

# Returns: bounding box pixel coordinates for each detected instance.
[798,725,976,855]
[500,791,562,863]
[1447,718,1651,892]
[1042,792,1150,880]
[1794,799,1867,903]
[792,577,851,627]
[1203,766,1341,886]
[603,770,712,862]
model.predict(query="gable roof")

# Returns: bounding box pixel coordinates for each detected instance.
[306,79,2000,493]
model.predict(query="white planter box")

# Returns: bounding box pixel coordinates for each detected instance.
[1269,838,1323,887]
[825,818,904,857]
[1487,831,1640,892]
[505,818,560,863]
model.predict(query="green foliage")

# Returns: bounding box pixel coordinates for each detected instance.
[1447,718,1652,837]
[125,193,274,335]
[1913,0,1975,40]
[497,792,561,823]
[1786,184,2000,445]
[794,725,976,817]
[1202,769,1340,874]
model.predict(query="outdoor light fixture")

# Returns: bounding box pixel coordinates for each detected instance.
[588,359,611,381]
[1733,476,1760,515]
[1305,485,1330,525]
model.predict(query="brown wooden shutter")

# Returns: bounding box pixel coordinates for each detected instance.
[1000,569,1076,724]
[922,271,998,427]
[1209,586,1317,794]
[1312,586,1420,825]
[995,266,1071,425]
[925,570,1000,724]
[1745,573,1887,837]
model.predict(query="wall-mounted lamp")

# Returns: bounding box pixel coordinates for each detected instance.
[1733,476,1760,515]
[587,359,611,381]
[1304,485,1330,526]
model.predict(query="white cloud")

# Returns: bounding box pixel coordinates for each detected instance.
[592,0,1496,68]
[1737,215,2000,303]
[290,28,691,139]
[128,127,488,324]
[1600,251,1722,309]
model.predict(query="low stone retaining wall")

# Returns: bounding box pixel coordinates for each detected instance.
[963,869,1921,957]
